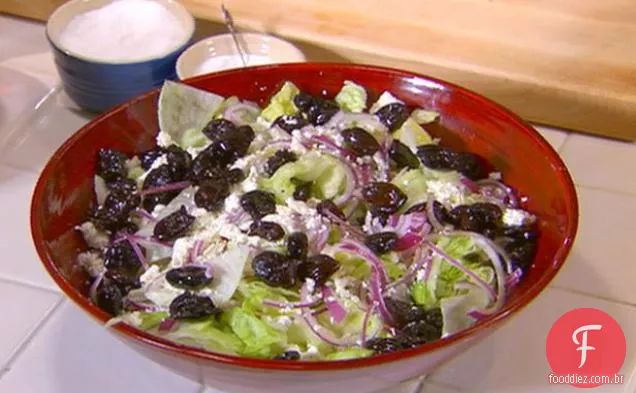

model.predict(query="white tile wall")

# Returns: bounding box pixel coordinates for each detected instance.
[0,13,634,393]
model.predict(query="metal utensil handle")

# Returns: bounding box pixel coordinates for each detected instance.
[221,4,248,67]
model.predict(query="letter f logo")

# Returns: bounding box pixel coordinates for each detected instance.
[572,324,603,369]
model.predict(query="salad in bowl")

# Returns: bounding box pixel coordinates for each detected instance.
[75,79,537,362]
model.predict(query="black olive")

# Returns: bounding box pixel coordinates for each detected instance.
[398,319,442,346]
[264,150,297,177]
[153,206,195,241]
[448,203,503,233]
[417,145,486,180]
[274,350,301,360]
[227,168,245,184]
[389,140,420,169]
[195,178,230,212]
[106,178,137,195]
[201,118,237,142]
[294,93,339,126]
[316,200,345,220]
[104,241,143,276]
[364,232,399,255]
[405,201,450,223]
[188,145,230,182]
[375,103,410,132]
[363,337,405,354]
[341,127,380,157]
[164,145,191,179]
[384,298,427,329]
[251,251,298,288]
[273,114,309,133]
[103,270,141,296]
[95,278,123,316]
[293,181,313,201]
[240,190,277,220]
[97,148,128,182]
[361,182,408,216]
[139,147,165,170]
[142,165,182,211]
[248,221,286,241]
[293,92,315,112]
[93,190,141,232]
[287,232,309,259]
[169,292,218,320]
[297,254,340,286]
[166,266,213,290]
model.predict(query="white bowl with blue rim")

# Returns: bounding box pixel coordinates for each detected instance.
[46,0,195,113]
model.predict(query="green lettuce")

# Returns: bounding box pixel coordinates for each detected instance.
[162,317,245,355]
[260,81,300,122]
[411,235,494,308]
[260,153,348,203]
[326,347,373,360]
[335,81,367,113]
[236,281,299,316]
[222,308,286,358]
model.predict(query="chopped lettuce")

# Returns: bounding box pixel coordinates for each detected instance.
[236,281,299,316]
[326,347,373,360]
[260,81,300,122]
[335,81,367,113]
[163,317,245,355]
[440,283,490,336]
[411,109,440,124]
[222,307,286,358]
[333,251,371,281]
[260,153,348,203]
[410,235,494,310]
[201,245,251,307]
[179,127,209,150]
[392,168,431,210]
[214,96,241,118]
[137,311,169,330]
[393,118,434,150]
[157,80,224,146]
[381,253,406,280]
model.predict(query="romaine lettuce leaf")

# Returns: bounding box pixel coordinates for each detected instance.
[326,347,373,360]
[393,118,434,150]
[162,317,245,355]
[236,281,299,316]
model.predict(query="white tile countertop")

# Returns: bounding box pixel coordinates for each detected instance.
[1,13,635,393]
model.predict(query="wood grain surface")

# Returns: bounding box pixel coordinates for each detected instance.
[4,0,635,140]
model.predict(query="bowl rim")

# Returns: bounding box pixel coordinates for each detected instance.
[30,62,579,372]
[45,0,195,65]
[175,32,307,80]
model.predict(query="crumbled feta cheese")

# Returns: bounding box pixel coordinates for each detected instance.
[140,265,162,285]
[156,131,175,147]
[373,151,389,181]
[502,208,533,227]
[152,204,166,215]
[303,344,320,357]
[426,180,465,207]
[224,193,241,213]
[170,237,195,267]
[241,166,259,192]
[305,278,316,293]
[76,221,110,249]
[264,315,294,330]
[489,172,502,180]
[290,130,309,153]
[77,251,104,277]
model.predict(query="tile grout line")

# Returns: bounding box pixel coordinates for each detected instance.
[0,297,65,380]
[550,285,636,309]
[0,275,61,296]
[574,183,636,198]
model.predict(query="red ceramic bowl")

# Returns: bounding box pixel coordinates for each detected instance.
[30,63,578,393]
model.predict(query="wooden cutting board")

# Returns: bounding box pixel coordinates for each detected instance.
[4,0,636,140]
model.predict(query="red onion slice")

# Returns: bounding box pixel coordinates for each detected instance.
[367,273,394,326]
[394,232,425,251]
[138,181,192,197]
[134,208,156,222]
[476,179,519,208]
[322,285,348,324]
[360,303,377,343]
[89,272,105,304]
[426,195,445,232]
[158,318,180,332]
[300,282,358,347]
